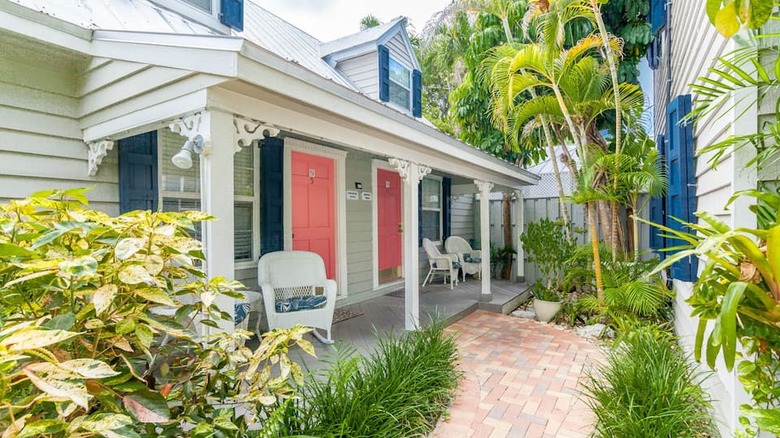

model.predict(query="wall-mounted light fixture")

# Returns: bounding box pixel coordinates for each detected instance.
[171,134,205,169]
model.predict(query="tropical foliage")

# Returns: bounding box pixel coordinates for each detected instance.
[0,189,314,437]
[520,219,576,290]
[581,328,718,437]
[284,320,461,437]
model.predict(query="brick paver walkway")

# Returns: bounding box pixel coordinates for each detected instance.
[434,311,604,438]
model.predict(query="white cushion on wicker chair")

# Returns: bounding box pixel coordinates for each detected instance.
[445,236,482,282]
[258,251,337,344]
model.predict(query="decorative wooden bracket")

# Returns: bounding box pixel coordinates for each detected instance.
[388,159,432,182]
[168,111,212,156]
[86,139,114,177]
[233,116,280,153]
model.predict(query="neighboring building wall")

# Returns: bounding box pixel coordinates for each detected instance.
[0,50,119,214]
[654,2,754,434]
[336,52,379,99]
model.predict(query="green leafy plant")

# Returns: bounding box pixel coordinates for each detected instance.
[0,189,314,437]
[490,244,517,279]
[580,327,718,437]
[286,319,461,437]
[520,219,576,290]
[644,192,780,435]
[531,282,562,302]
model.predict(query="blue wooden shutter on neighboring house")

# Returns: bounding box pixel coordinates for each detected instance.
[647,37,660,70]
[649,0,666,34]
[220,0,244,31]
[260,137,284,256]
[442,177,452,239]
[378,45,390,102]
[649,134,666,257]
[666,94,698,281]
[412,69,422,117]
[118,131,158,214]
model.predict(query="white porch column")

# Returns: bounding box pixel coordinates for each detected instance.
[171,110,236,333]
[514,190,525,282]
[475,180,493,301]
[390,158,431,330]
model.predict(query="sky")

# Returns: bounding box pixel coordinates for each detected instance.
[257,0,451,41]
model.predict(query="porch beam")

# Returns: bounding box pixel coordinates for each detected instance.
[174,110,236,333]
[514,190,525,282]
[475,180,494,301]
[390,158,431,330]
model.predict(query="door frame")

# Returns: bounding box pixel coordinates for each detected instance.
[372,159,405,290]
[283,138,348,297]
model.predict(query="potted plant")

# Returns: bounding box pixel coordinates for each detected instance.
[532,282,562,322]
[520,219,576,322]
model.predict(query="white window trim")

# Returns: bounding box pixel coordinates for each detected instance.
[150,0,230,34]
[282,138,349,299]
[234,142,260,268]
[388,55,412,112]
[421,175,443,244]
[371,159,406,290]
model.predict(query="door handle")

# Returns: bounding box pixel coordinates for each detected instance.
[397,223,403,233]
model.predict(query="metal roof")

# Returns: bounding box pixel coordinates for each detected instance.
[10,0,356,89]
[320,16,405,58]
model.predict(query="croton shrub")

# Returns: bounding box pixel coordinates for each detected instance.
[0,189,313,437]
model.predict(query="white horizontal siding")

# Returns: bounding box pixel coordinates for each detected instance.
[451,194,474,242]
[0,53,119,213]
[345,154,374,296]
[336,52,378,99]
[386,33,414,70]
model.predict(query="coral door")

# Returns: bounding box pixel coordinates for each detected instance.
[291,151,335,279]
[377,168,402,283]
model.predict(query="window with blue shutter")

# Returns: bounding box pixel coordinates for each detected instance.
[119,131,158,214]
[649,134,666,257]
[260,137,284,256]
[649,0,667,34]
[219,0,243,31]
[378,45,390,102]
[665,94,698,282]
[412,69,422,118]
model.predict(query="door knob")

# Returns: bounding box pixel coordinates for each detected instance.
[397,223,404,233]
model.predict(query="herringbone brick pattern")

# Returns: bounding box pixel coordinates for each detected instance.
[434,311,604,438]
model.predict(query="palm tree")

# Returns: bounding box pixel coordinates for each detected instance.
[359,14,381,30]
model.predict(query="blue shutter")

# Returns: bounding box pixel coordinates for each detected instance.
[666,95,698,281]
[418,181,423,246]
[118,131,158,214]
[412,69,422,118]
[649,134,665,256]
[219,0,244,31]
[378,45,390,102]
[442,176,451,239]
[260,137,284,256]
[647,37,660,70]
[650,0,666,34]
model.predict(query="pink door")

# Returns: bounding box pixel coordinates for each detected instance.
[377,168,402,283]
[291,151,336,279]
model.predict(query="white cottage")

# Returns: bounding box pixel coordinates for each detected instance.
[0,0,538,331]
[648,0,763,434]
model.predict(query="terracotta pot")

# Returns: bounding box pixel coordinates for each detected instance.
[533,298,562,323]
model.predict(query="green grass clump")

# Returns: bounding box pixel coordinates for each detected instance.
[581,329,719,437]
[288,320,461,437]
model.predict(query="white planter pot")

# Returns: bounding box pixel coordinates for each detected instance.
[533,298,562,323]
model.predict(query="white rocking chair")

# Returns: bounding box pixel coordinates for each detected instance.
[444,236,482,282]
[258,251,337,344]
[422,238,460,289]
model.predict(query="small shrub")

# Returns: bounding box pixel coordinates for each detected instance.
[580,328,718,438]
[520,219,576,290]
[287,320,461,437]
[0,189,314,436]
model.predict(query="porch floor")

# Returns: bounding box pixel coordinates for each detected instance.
[293,279,530,372]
